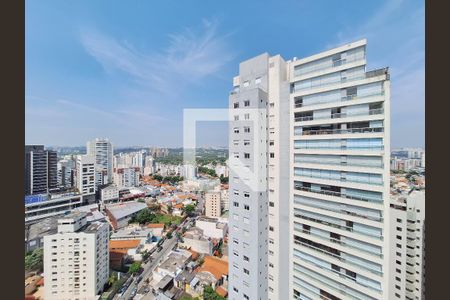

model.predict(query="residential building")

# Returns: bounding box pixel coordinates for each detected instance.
[87,138,113,184]
[113,167,140,188]
[57,158,75,188]
[43,212,109,300]
[228,39,392,300]
[147,223,165,237]
[205,191,222,218]
[228,53,288,300]
[98,184,119,205]
[180,227,214,254]
[289,39,390,299]
[25,145,58,195]
[196,217,228,239]
[389,190,425,300]
[180,164,197,180]
[75,155,96,203]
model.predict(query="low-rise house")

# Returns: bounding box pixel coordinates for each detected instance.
[196,217,228,239]
[147,223,165,237]
[153,249,192,283]
[189,256,228,297]
[180,227,213,254]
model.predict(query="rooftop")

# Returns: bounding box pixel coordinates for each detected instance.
[147,223,165,229]
[109,239,141,250]
[105,201,147,220]
[197,256,228,280]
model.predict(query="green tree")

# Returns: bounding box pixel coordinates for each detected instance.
[25,248,44,271]
[184,204,196,216]
[108,272,118,285]
[203,285,226,300]
[166,231,173,239]
[128,261,141,274]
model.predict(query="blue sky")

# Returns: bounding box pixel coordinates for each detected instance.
[25,0,424,148]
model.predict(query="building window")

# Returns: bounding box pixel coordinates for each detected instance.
[234,127,239,133]
[243,255,249,261]
[244,100,250,107]
[244,153,250,159]
[234,115,239,121]
[234,102,239,108]
[243,268,250,275]
[397,218,402,223]
[244,205,250,210]
[244,127,251,133]
[270,153,275,158]
[243,81,249,87]
[233,202,239,207]
[244,113,250,120]
[269,226,274,231]
[269,202,274,207]
[244,140,250,146]
[255,77,262,85]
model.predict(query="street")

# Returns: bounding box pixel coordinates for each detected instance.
[117,217,193,300]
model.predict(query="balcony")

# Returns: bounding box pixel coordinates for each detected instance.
[295,108,384,123]
[294,56,365,78]
[294,185,382,203]
[292,67,389,94]
[300,126,384,136]
[294,91,385,109]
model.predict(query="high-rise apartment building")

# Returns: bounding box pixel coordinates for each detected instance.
[43,212,109,300]
[389,190,425,300]
[25,145,58,195]
[205,191,222,218]
[87,138,113,185]
[228,39,391,300]
[289,39,390,299]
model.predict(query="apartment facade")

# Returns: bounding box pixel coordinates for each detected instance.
[87,138,113,184]
[228,54,271,300]
[389,190,425,300]
[228,39,392,300]
[75,155,96,203]
[205,191,222,218]
[43,213,109,300]
[289,39,391,299]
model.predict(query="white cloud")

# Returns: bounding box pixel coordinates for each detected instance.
[80,19,235,98]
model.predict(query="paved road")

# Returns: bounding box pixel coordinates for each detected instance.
[118,217,194,300]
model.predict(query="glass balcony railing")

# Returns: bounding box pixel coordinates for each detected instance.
[294,91,385,109]
[292,67,389,93]
[294,185,383,203]
[294,56,366,77]
[295,108,384,122]
[301,127,384,136]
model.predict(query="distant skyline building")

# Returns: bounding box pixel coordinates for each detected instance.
[43,212,109,299]
[87,138,113,185]
[25,145,57,195]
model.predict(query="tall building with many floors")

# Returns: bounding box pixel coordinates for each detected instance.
[25,145,58,195]
[43,212,109,300]
[228,39,392,300]
[76,155,96,203]
[289,39,390,299]
[389,190,425,300]
[87,138,113,185]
